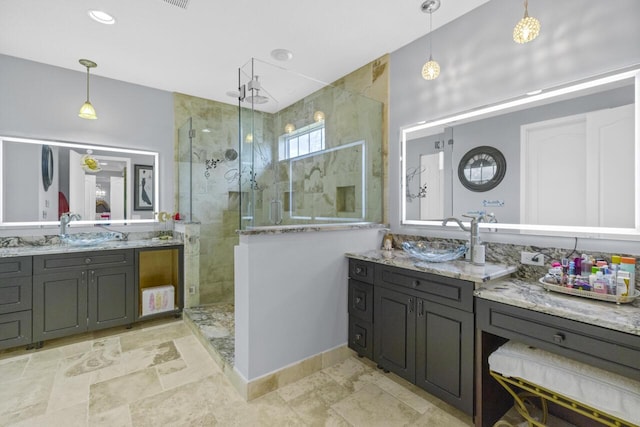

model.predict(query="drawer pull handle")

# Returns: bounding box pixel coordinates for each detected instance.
[355,267,364,275]
[412,280,420,287]
[355,333,362,341]
[553,333,565,343]
[85,258,92,264]
[355,297,362,304]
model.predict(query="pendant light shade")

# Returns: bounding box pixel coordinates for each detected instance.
[422,56,440,81]
[78,59,98,120]
[421,0,440,80]
[513,0,540,44]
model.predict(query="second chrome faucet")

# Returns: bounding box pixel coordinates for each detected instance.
[442,214,482,264]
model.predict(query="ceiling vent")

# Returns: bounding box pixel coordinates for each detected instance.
[161,0,190,9]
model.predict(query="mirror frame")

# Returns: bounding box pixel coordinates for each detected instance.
[0,135,160,227]
[401,66,640,237]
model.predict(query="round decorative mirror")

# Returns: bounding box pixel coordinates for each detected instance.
[458,146,506,192]
[41,144,54,192]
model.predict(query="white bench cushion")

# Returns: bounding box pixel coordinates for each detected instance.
[489,341,640,425]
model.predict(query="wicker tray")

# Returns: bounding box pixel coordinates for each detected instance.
[539,278,639,304]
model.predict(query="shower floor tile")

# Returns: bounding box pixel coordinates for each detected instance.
[183,303,235,367]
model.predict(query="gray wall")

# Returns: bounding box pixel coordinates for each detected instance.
[389,0,640,252]
[0,54,174,232]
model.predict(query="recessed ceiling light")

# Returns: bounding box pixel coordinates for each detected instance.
[88,10,116,25]
[270,49,293,62]
[202,128,211,133]
[226,90,240,98]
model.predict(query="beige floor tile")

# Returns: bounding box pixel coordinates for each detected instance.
[129,374,237,426]
[323,357,385,392]
[0,371,55,425]
[371,374,435,414]
[287,384,352,427]
[331,382,420,427]
[9,402,87,427]
[47,370,92,413]
[213,391,305,426]
[121,340,181,374]
[410,405,473,426]
[0,356,28,382]
[173,334,219,370]
[277,371,339,402]
[60,345,121,378]
[89,367,163,415]
[88,404,132,427]
[119,322,190,353]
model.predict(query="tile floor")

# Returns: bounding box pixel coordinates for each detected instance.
[0,314,474,426]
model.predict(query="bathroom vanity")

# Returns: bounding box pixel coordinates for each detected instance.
[0,240,183,350]
[474,279,640,427]
[347,250,640,424]
[346,250,516,415]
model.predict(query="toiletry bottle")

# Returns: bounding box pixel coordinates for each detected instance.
[580,255,592,279]
[620,257,636,295]
[574,257,582,276]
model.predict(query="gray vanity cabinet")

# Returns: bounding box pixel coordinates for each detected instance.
[33,249,134,342]
[348,259,375,359]
[348,258,475,415]
[0,257,33,350]
[375,263,475,415]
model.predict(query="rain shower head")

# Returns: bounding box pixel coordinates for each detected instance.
[244,75,269,104]
[244,90,269,104]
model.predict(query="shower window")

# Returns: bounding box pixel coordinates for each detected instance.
[278,122,325,161]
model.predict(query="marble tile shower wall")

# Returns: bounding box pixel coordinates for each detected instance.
[389,234,640,286]
[248,84,384,227]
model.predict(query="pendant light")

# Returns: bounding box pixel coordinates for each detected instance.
[421,0,441,80]
[513,0,541,44]
[78,59,98,120]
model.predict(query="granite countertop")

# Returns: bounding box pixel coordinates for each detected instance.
[239,222,388,236]
[346,249,517,284]
[0,238,183,258]
[475,278,640,337]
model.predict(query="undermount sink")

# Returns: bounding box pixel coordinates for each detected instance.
[401,241,467,263]
[60,232,122,246]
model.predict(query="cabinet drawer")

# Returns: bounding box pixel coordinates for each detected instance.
[0,311,32,350]
[376,265,474,312]
[477,299,640,381]
[349,316,373,359]
[0,277,32,314]
[348,259,374,284]
[348,279,373,322]
[34,249,133,273]
[0,256,32,278]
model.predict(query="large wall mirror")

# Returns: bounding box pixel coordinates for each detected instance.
[0,136,159,227]
[401,66,639,237]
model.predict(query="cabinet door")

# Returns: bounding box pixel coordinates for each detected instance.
[88,266,135,331]
[33,271,88,341]
[415,299,474,415]
[374,287,416,382]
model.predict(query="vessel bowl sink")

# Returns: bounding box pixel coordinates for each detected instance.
[401,241,467,263]
[60,232,122,246]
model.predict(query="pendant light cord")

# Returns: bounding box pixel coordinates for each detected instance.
[86,67,91,103]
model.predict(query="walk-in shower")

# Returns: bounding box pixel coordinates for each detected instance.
[237,58,384,229]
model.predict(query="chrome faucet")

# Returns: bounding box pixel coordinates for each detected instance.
[442,214,482,263]
[60,212,81,235]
